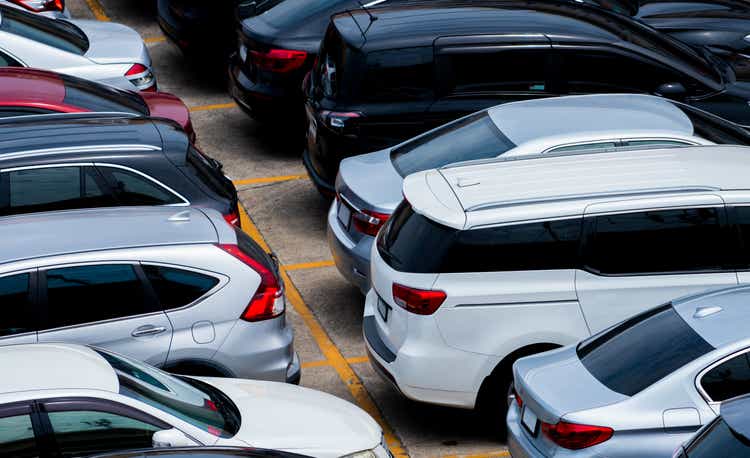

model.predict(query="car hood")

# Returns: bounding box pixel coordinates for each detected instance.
[338,148,403,214]
[201,377,381,454]
[71,19,151,66]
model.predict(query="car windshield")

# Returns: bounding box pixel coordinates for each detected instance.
[94,349,241,438]
[390,112,516,177]
[577,304,715,396]
[61,74,149,114]
[0,7,89,55]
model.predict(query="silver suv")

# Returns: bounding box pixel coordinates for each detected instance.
[0,206,300,383]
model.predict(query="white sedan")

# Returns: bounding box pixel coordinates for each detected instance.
[0,343,390,458]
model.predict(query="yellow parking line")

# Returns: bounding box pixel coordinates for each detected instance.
[233,175,306,186]
[237,205,408,457]
[84,0,110,21]
[284,260,335,271]
[189,102,237,112]
[302,356,369,369]
[441,451,510,458]
[144,36,167,44]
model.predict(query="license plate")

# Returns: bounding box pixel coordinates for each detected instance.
[337,201,352,228]
[522,407,539,435]
[377,298,391,322]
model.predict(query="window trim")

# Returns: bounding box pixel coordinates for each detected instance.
[695,346,750,406]
[93,163,189,206]
[0,45,26,67]
[0,268,38,340]
[140,262,228,313]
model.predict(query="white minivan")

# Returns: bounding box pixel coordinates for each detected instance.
[364,145,750,426]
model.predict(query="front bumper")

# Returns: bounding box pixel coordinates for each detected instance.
[327,201,372,294]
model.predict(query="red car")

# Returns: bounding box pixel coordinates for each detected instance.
[0,67,195,141]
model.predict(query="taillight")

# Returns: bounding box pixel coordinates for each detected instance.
[514,389,523,409]
[321,110,361,131]
[250,49,307,73]
[352,208,390,236]
[9,0,64,12]
[223,210,240,228]
[125,64,156,91]
[392,283,446,315]
[216,244,284,322]
[541,421,613,450]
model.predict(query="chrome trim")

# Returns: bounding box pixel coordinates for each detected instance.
[695,346,750,406]
[0,144,162,162]
[338,192,363,214]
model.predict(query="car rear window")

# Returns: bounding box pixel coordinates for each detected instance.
[0,7,89,55]
[391,112,516,177]
[186,146,236,201]
[61,74,149,114]
[577,304,714,396]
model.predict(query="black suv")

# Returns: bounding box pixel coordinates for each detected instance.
[0,114,240,225]
[303,0,750,195]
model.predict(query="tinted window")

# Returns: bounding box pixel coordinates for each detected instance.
[0,274,34,337]
[48,410,159,458]
[1,166,114,216]
[61,74,148,114]
[363,47,434,101]
[101,168,183,206]
[578,304,714,396]
[378,201,581,273]
[687,419,750,457]
[0,413,38,458]
[144,265,219,310]
[587,207,726,274]
[0,50,21,67]
[0,7,88,54]
[44,264,156,329]
[701,353,750,402]
[445,49,549,94]
[185,146,235,200]
[390,112,516,177]
[731,206,750,268]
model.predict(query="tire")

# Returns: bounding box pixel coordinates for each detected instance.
[478,370,514,441]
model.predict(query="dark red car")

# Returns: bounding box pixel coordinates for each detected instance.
[0,67,195,141]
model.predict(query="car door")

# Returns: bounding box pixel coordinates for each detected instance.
[36,263,173,367]
[0,270,38,346]
[429,36,559,128]
[576,194,738,334]
[0,401,39,458]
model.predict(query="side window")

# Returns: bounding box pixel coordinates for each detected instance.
[99,167,183,206]
[44,264,157,330]
[0,273,35,338]
[0,413,38,458]
[443,48,550,94]
[363,47,434,101]
[0,166,113,217]
[143,265,219,310]
[586,207,726,275]
[47,410,160,457]
[701,352,750,403]
[731,206,750,268]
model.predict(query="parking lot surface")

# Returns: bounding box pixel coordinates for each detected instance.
[68,1,510,456]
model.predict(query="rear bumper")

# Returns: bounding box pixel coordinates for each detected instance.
[507,403,547,458]
[327,201,372,294]
[303,148,336,196]
[228,55,301,122]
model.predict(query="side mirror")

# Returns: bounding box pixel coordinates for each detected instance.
[152,428,198,448]
[236,1,257,20]
[655,82,687,99]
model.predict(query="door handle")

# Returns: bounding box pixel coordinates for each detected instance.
[131,325,167,337]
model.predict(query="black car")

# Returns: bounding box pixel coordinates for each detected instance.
[675,394,750,457]
[0,113,240,225]
[303,0,750,195]
[88,447,312,458]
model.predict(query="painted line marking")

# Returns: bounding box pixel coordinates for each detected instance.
[441,452,510,458]
[84,0,110,21]
[284,260,335,271]
[144,36,167,44]
[237,205,408,457]
[233,175,306,186]
[189,102,237,113]
[302,356,369,369]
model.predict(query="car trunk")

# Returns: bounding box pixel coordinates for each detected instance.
[75,19,151,66]
[140,91,194,140]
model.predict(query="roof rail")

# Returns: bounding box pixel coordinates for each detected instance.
[0,112,141,125]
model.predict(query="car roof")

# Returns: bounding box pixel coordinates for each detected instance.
[487,94,694,146]
[403,145,750,229]
[721,394,750,441]
[0,343,118,395]
[673,286,750,349]
[0,68,65,104]
[0,207,221,265]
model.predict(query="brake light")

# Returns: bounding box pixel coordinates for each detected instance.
[322,110,361,130]
[392,283,446,315]
[223,210,240,228]
[9,0,64,12]
[250,49,307,73]
[514,389,523,409]
[541,421,613,450]
[216,244,284,322]
[125,64,156,91]
[352,208,390,236]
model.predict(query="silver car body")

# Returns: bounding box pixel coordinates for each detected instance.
[0,206,299,382]
[508,285,750,457]
[330,94,722,293]
[0,6,155,90]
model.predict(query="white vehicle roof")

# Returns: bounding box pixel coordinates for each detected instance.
[0,343,117,394]
[403,145,750,229]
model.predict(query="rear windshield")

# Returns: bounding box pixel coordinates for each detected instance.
[0,7,89,55]
[577,304,714,396]
[61,74,148,114]
[674,102,750,145]
[235,226,278,276]
[186,146,236,201]
[391,112,516,177]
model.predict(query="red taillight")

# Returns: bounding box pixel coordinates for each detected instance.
[392,283,446,315]
[541,421,613,450]
[126,63,148,76]
[514,389,523,409]
[125,64,155,90]
[352,208,390,236]
[223,210,240,228]
[250,49,307,73]
[216,244,284,322]
[9,0,64,12]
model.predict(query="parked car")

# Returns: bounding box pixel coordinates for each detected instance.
[364,145,750,427]
[674,394,750,457]
[0,4,156,91]
[0,206,299,382]
[330,94,750,293]
[0,343,385,457]
[303,0,750,195]
[507,285,750,457]
[0,114,237,224]
[89,447,312,458]
[0,68,194,141]
[0,0,69,17]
